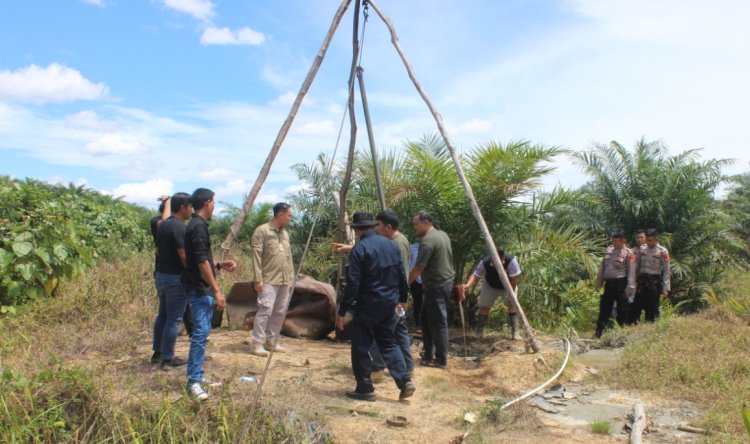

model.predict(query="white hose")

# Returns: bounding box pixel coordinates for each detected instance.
[499,337,571,410]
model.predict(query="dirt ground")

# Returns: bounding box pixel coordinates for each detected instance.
[122,327,704,443]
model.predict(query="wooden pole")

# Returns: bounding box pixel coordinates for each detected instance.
[630,403,646,444]
[336,0,361,293]
[356,66,387,212]
[219,0,353,261]
[367,0,540,352]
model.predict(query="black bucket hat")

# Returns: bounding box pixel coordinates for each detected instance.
[350,211,377,228]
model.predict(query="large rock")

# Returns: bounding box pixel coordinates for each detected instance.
[225,275,336,340]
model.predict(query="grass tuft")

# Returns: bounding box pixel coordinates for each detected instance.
[590,420,611,434]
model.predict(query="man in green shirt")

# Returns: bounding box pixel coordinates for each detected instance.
[249,203,295,357]
[408,211,454,368]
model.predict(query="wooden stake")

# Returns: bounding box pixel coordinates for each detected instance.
[630,403,646,444]
[219,0,353,261]
[367,0,540,352]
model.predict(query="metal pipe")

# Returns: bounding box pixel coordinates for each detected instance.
[356,66,387,212]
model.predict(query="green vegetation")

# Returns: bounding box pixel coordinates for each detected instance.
[0,176,151,306]
[589,421,612,434]
[0,251,326,442]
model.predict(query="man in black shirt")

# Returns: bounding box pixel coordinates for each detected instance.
[152,192,193,369]
[184,188,236,401]
[335,212,415,402]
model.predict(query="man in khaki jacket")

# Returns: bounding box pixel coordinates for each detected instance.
[250,203,294,357]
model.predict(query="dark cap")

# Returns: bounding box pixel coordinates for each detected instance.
[350,211,377,228]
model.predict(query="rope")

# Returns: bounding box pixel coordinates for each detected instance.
[296,2,369,275]
[246,3,371,424]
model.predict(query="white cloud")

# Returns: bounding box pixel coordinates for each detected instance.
[81,0,104,6]
[215,179,249,198]
[112,179,174,205]
[270,91,296,107]
[0,64,108,103]
[163,0,214,22]
[85,134,147,155]
[65,110,112,130]
[296,120,335,136]
[200,26,266,46]
[451,119,492,135]
[197,167,238,182]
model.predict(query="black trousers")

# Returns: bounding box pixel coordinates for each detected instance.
[629,274,662,324]
[421,282,451,366]
[597,278,629,330]
[351,309,409,393]
[410,281,423,328]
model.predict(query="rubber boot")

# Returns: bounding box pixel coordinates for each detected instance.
[475,314,488,337]
[594,326,603,339]
[509,313,521,340]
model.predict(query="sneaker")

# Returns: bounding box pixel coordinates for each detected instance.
[371,369,386,383]
[250,344,269,357]
[264,341,286,353]
[188,383,208,401]
[161,356,187,370]
[399,381,416,400]
[150,351,162,364]
[345,390,376,402]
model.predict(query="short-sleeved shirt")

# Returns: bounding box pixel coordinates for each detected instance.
[473,257,522,279]
[391,232,410,276]
[415,228,455,288]
[184,214,216,295]
[251,222,294,285]
[636,243,671,292]
[155,216,186,275]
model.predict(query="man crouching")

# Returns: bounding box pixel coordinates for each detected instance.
[335,212,416,402]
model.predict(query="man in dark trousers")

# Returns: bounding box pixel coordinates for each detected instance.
[409,211,454,369]
[152,192,193,369]
[335,212,416,402]
[594,230,636,338]
[183,188,236,401]
[630,228,671,324]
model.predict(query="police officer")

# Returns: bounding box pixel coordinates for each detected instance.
[335,212,415,401]
[594,230,636,338]
[630,228,670,324]
[463,248,522,339]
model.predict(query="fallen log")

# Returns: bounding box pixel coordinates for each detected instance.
[630,403,646,444]
[677,425,707,434]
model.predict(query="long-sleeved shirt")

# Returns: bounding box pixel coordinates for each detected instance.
[338,231,409,317]
[595,245,636,291]
[251,221,294,285]
[636,243,671,292]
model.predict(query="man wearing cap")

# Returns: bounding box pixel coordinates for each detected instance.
[409,211,454,369]
[249,202,295,357]
[594,229,636,338]
[335,212,415,402]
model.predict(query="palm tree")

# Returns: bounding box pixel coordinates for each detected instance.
[573,138,745,310]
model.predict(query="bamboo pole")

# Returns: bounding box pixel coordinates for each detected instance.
[367,0,540,352]
[219,0,353,261]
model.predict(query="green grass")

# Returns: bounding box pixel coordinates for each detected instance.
[0,251,326,443]
[604,307,750,441]
[590,420,611,434]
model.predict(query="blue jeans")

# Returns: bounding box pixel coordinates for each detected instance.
[186,291,214,385]
[370,314,413,372]
[152,272,188,360]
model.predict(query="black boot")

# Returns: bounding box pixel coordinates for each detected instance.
[594,326,603,339]
[475,314,488,337]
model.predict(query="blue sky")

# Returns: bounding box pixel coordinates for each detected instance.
[1,0,749,209]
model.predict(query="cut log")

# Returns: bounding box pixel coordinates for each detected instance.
[630,403,646,444]
[677,425,707,434]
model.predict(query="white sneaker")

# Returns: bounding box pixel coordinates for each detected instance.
[188,383,208,401]
[250,344,269,357]
[265,341,286,353]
